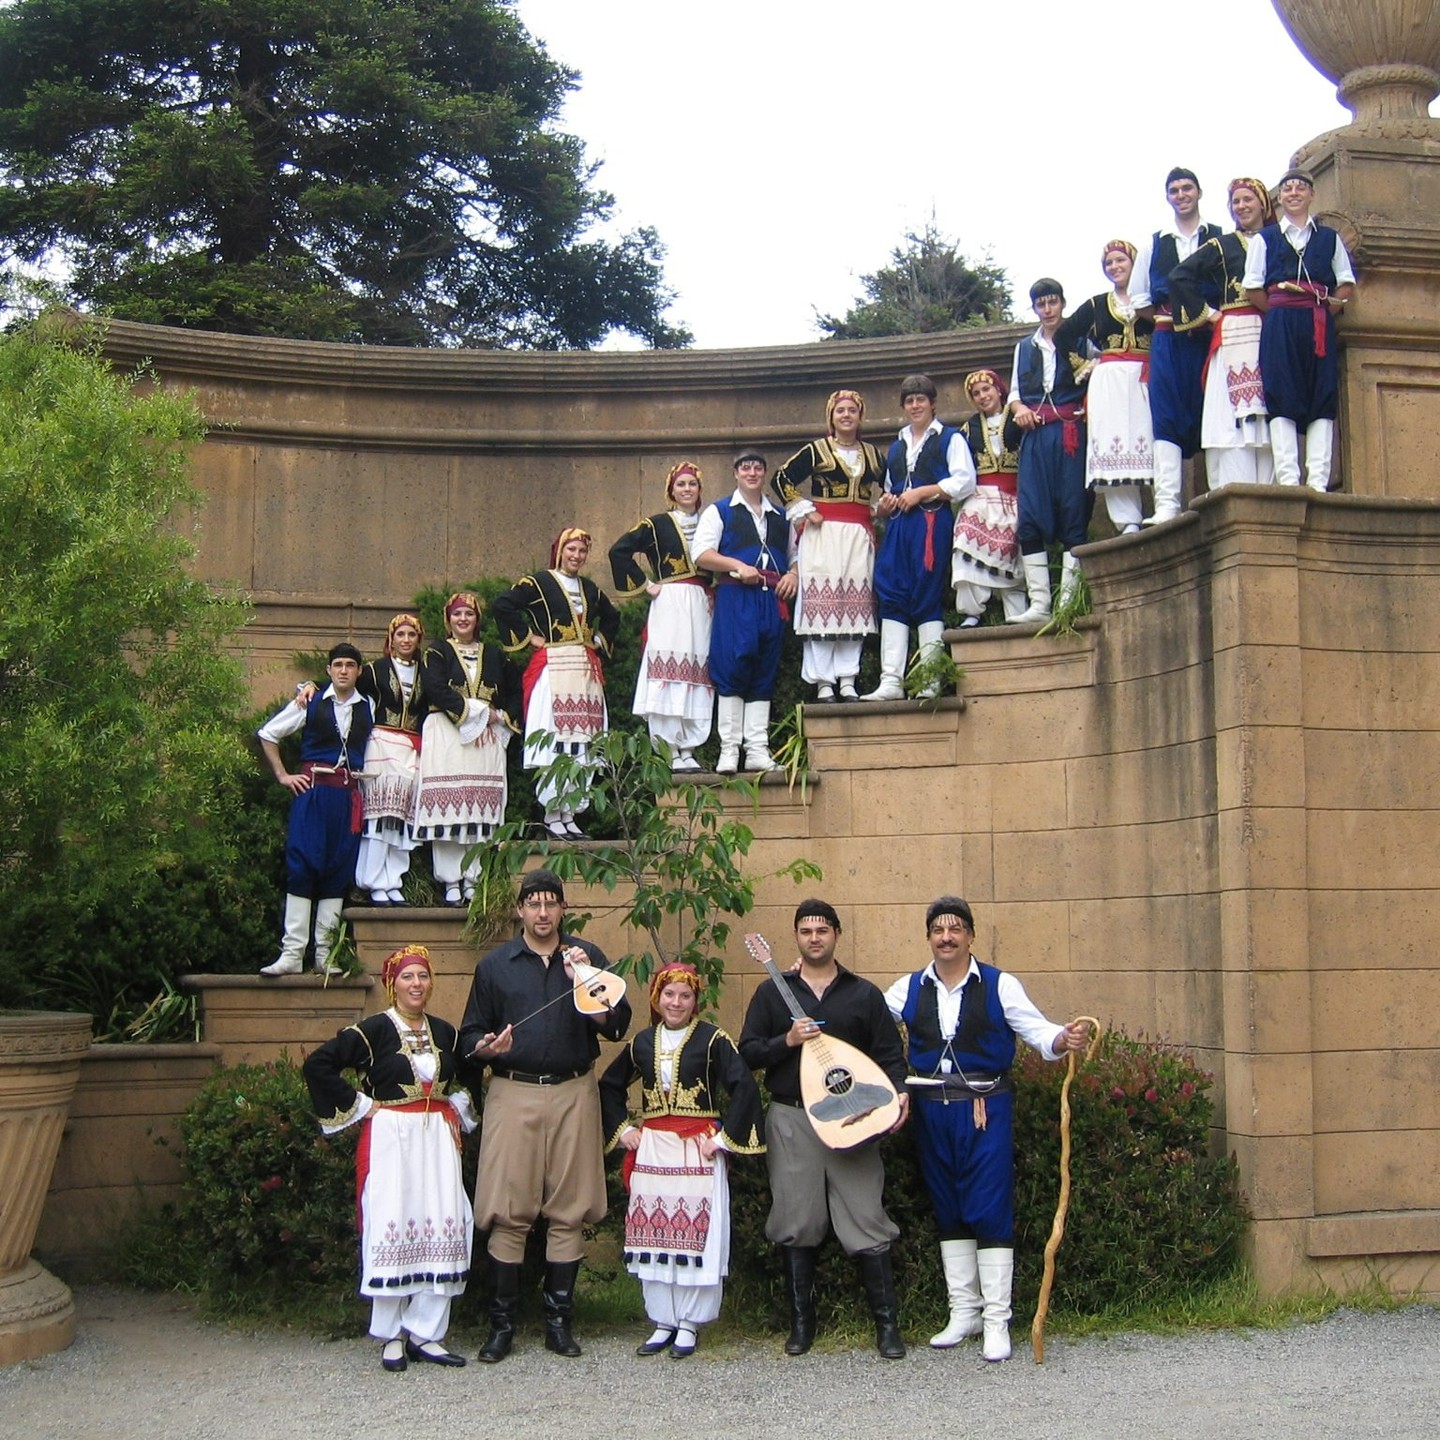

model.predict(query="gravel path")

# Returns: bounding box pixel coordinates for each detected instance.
[2,1289,1437,1439]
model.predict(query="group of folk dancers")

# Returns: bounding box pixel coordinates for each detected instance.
[255,530,622,973]
[1004,163,1355,623]
[303,879,1089,1371]
[621,164,1356,718]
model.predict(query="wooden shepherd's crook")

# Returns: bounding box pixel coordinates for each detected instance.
[1031,1015,1102,1364]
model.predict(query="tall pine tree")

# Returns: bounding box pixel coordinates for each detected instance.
[0,0,690,348]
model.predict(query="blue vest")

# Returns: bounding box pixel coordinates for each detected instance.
[1149,225,1223,309]
[1014,337,1086,409]
[1259,222,1339,289]
[298,692,373,769]
[716,495,788,571]
[884,425,959,506]
[899,963,1016,1075]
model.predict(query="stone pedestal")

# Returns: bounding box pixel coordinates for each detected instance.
[0,1012,93,1365]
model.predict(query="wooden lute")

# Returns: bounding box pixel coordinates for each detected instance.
[744,933,901,1150]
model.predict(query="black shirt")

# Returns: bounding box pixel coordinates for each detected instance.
[458,932,631,1076]
[738,963,907,1103]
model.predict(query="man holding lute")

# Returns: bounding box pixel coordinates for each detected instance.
[739,900,910,1359]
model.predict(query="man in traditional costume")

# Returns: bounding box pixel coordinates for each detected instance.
[691,452,797,773]
[1057,241,1154,534]
[863,375,974,699]
[493,530,620,838]
[458,869,631,1362]
[771,390,883,702]
[413,592,520,905]
[354,613,430,905]
[1171,177,1277,488]
[257,642,374,976]
[1008,282,1093,622]
[303,944,476,1371]
[883,897,1087,1363]
[738,899,910,1359]
[600,960,764,1358]
[1242,168,1357,491]
[1131,167,1225,524]
[608,462,714,769]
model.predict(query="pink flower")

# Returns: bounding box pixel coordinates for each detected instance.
[260,1174,284,1193]
[1144,1087,1159,1103]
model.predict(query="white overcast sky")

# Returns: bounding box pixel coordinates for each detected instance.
[513,0,1401,350]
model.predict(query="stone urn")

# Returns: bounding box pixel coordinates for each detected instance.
[1271,0,1440,129]
[0,1011,93,1364]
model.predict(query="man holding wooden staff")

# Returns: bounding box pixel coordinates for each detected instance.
[884,896,1087,1362]
[458,868,632,1363]
[738,899,910,1359]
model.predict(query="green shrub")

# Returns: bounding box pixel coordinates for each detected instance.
[176,1059,359,1298]
[1012,1030,1247,1313]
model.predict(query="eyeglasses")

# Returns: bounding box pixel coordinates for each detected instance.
[521,897,562,910]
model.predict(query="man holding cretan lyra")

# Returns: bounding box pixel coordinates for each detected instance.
[738,900,910,1359]
[884,895,1089,1363]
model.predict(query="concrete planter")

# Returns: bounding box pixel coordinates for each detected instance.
[0,1011,93,1364]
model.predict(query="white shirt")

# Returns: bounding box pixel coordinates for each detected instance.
[891,418,976,502]
[883,958,1066,1072]
[691,488,798,570]
[256,683,370,745]
[1241,217,1356,289]
[1130,216,1218,309]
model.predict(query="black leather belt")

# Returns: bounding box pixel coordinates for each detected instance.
[493,1065,591,1086]
[909,1073,1011,1099]
[769,1095,803,1108]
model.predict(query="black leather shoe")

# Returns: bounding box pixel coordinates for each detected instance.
[406,1338,467,1367]
[635,1329,676,1356]
[381,1339,407,1372]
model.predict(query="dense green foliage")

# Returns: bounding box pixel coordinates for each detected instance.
[818,222,1013,339]
[0,322,258,1029]
[0,0,689,349]
[145,1033,1245,1332]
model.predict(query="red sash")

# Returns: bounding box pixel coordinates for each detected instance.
[621,1114,716,1187]
[1034,401,1086,457]
[1267,285,1329,357]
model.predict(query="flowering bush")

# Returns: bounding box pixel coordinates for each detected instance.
[177,1060,359,1293]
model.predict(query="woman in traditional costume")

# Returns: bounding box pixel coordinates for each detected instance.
[599,961,764,1359]
[1170,177,1276,488]
[493,529,620,838]
[608,463,713,769]
[951,369,1025,625]
[354,613,429,904]
[1057,240,1154,534]
[771,390,884,702]
[302,944,476,1372]
[413,592,520,906]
